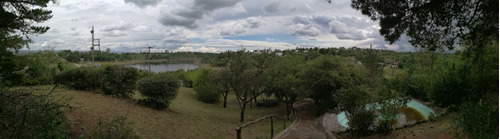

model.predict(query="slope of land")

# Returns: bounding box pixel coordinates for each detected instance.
[41,86,291,138]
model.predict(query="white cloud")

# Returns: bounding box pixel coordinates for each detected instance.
[219,16,265,36]
[26,0,416,52]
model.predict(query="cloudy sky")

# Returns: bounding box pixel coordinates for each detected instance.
[28,0,415,53]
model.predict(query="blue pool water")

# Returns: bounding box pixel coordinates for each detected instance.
[336,100,435,128]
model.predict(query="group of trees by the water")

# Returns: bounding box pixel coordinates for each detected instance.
[57,50,218,63]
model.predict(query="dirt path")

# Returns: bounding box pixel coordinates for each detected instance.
[275,99,335,139]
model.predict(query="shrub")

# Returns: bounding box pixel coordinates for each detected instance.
[336,87,376,136]
[55,67,103,91]
[349,109,377,135]
[102,65,138,98]
[453,97,498,139]
[376,97,410,134]
[0,87,71,138]
[87,116,139,139]
[194,69,220,103]
[137,74,179,110]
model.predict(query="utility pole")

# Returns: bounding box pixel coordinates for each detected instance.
[90,26,101,65]
[147,46,153,72]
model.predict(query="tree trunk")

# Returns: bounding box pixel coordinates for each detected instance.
[240,103,247,122]
[223,93,228,108]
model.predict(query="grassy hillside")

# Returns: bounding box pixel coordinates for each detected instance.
[37,86,292,138]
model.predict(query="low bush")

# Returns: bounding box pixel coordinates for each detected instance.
[102,65,138,98]
[336,87,376,136]
[194,69,220,103]
[453,97,498,139]
[87,116,139,139]
[0,87,72,138]
[55,67,103,91]
[137,74,179,110]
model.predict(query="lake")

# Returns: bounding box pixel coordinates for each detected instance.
[128,63,198,73]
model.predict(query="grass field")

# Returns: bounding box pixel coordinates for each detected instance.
[29,86,292,138]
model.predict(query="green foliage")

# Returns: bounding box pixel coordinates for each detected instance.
[87,116,139,139]
[23,57,58,85]
[55,67,103,91]
[0,51,28,86]
[430,43,498,107]
[0,87,71,138]
[376,97,410,133]
[184,69,204,88]
[453,97,498,139]
[350,108,377,136]
[387,70,432,101]
[266,55,304,116]
[0,0,55,51]
[361,49,384,86]
[336,87,376,135]
[57,50,218,62]
[301,55,366,110]
[102,65,138,98]
[429,63,471,107]
[351,0,498,54]
[193,69,220,103]
[224,50,272,122]
[137,74,180,110]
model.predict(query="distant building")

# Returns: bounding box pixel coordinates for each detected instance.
[392,61,399,66]
[275,52,283,57]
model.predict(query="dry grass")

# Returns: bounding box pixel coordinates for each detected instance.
[31,86,292,138]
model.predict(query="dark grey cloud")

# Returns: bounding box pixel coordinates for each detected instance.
[162,38,186,44]
[289,24,320,36]
[310,15,332,28]
[102,23,135,32]
[159,14,198,28]
[104,31,128,37]
[159,28,187,50]
[264,1,280,13]
[245,16,264,28]
[335,32,365,40]
[328,20,349,33]
[159,0,242,28]
[124,0,162,8]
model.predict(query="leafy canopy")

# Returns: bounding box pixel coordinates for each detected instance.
[0,0,56,51]
[351,0,498,53]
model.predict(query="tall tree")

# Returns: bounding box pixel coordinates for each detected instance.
[266,55,304,118]
[351,0,498,56]
[300,56,348,106]
[214,69,231,108]
[227,50,268,122]
[0,0,55,85]
[0,0,55,51]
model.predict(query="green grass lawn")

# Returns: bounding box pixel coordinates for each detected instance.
[29,86,292,138]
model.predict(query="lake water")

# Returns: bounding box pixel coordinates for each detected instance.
[128,63,198,73]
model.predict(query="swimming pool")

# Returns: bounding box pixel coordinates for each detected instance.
[336,100,435,128]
